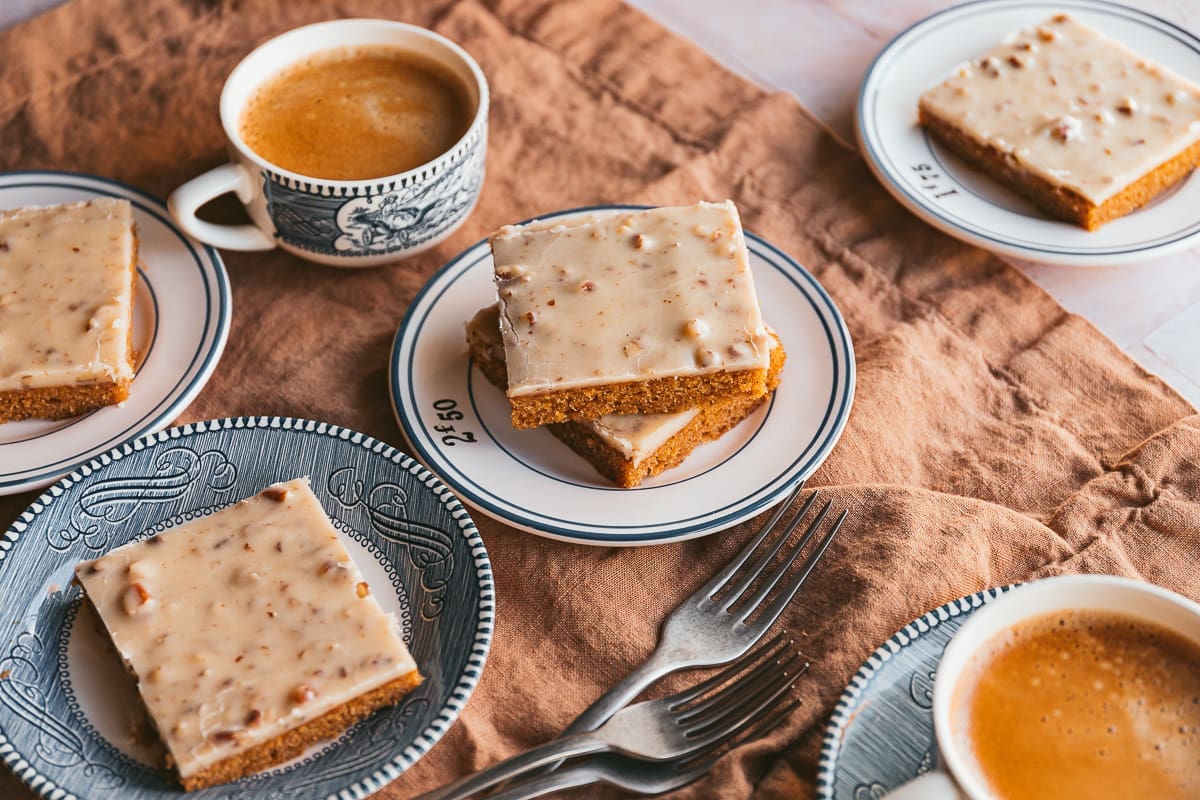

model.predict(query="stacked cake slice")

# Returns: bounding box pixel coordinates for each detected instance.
[468,201,785,487]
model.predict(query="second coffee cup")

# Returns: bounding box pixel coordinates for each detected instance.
[885,574,1200,800]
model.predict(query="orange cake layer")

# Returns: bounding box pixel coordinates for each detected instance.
[0,382,132,423]
[919,105,1200,230]
[177,670,423,791]
[918,14,1200,230]
[490,201,771,427]
[506,369,767,430]
[468,304,785,487]
[75,479,422,790]
[0,198,138,422]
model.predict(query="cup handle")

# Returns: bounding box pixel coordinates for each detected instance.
[883,770,964,799]
[167,163,276,251]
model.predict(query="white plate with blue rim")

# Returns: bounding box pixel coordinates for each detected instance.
[0,416,493,799]
[857,0,1200,266]
[816,586,1018,799]
[0,171,231,496]
[389,204,855,546]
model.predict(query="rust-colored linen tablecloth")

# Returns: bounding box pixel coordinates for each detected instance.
[2,1,1199,797]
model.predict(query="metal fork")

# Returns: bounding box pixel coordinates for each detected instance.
[564,480,846,736]
[417,635,804,800]
[484,697,803,800]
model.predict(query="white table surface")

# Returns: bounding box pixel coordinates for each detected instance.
[4,0,1199,407]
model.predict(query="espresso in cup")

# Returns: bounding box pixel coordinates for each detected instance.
[167,19,489,266]
[238,45,474,181]
[952,609,1200,799]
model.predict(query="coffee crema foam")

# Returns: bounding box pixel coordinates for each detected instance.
[953,609,1200,799]
[239,45,473,181]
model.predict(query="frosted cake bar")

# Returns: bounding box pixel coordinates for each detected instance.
[467,304,786,487]
[0,198,137,421]
[918,14,1200,229]
[75,478,422,790]
[489,201,771,428]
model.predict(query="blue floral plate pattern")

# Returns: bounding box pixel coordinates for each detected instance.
[0,417,493,800]
[816,586,1015,799]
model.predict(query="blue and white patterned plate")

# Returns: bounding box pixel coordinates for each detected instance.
[858,0,1200,266]
[389,204,855,546]
[816,586,1017,799]
[0,417,494,800]
[0,171,231,495]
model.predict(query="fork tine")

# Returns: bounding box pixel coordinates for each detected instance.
[745,509,847,633]
[743,696,801,741]
[714,490,820,611]
[678,654,807,733]
[696,480,807,600]
[680,661,802,747]
[734,499,832,624]
[666,632,788,709]
[683,697,801,776]
[673,648,791,725]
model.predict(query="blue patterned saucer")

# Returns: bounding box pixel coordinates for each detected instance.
[0,417,493,800]
[816,586,1016,799]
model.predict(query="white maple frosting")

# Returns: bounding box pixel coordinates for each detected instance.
[75,478,419,780]
[919,14,1200,205]
[0,198,137,392]
[489,201,771,398]
[588,408,701,466]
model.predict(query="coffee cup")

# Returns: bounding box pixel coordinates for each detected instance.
[167,19,488,267]
[884,574,1200,799]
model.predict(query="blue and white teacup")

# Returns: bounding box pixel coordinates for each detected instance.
[884,575,1200,799]
[168,19,488,267]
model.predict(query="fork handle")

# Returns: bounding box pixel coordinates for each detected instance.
[475,762,598,800]
[414,733,607,800]
[561,647,676,735]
